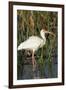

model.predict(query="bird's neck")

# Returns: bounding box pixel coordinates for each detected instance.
[40,32,46,45]
[40,32,45,40]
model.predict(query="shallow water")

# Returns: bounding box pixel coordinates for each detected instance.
[17,56,57,80]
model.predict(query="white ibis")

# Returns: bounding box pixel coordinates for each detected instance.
[18,29,55,71]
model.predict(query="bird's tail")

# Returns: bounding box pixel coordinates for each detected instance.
[17,43,23,51]
[17,46,21,51]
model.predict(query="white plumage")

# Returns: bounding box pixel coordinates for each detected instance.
[18,29,46,51]
[18,36,45,52]
[18,29,55,71]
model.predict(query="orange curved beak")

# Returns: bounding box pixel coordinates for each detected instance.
[43,29,55,37]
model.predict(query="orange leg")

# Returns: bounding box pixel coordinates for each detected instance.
[32,51,36,72]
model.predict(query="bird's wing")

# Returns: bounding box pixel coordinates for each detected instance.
[18,36,43,51]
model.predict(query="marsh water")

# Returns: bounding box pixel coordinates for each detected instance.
[17,51,57,80]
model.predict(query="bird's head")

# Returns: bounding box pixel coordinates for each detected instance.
[40,29,55,38]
